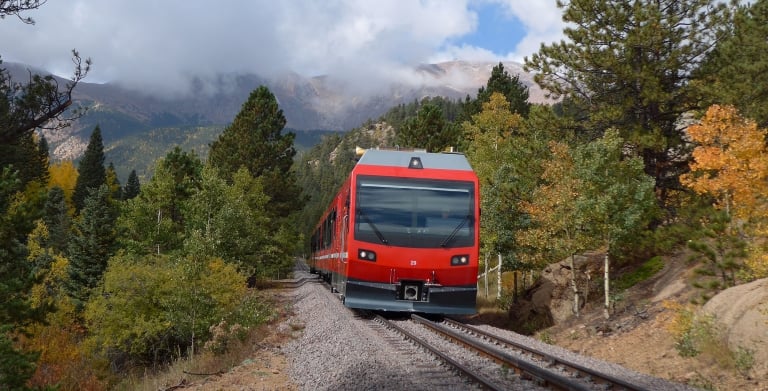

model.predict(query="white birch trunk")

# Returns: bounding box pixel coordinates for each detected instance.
[569,254,580,317]
[604,252,610,319]
[497,253,502,299]
[484,252,489,298]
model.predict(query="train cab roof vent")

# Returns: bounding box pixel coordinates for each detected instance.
[408,156,423,169]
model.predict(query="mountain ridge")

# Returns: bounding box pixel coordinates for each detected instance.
[5,60,547,174]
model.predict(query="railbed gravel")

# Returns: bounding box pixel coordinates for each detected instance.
[281,273,473,390]
[281,271,697,390]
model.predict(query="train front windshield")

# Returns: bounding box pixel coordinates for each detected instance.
[354,175,476,248]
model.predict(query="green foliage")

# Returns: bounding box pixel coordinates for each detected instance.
[122,169,140,200]
[696,0,768,127]
[72,126,107,212]
[574,129,658,253]
[42,186,71,255]
[685,206,747,301]
[208,85,302,220]
[0,132,49,189]
[117,163,186,255]
[462,62,531,122]
[84,252,249,365]
[0,326,38,391]
[293,128,381,253]
[380,96,462,132]
[66,184,118,309]
[463,93,546,270]
[525,0,731,208]
[0,168,44,391]
[184,166,271,272]
[517,141,593,267]
[395,100,458,152]
[106,162,122,200]
[613,256,665,291]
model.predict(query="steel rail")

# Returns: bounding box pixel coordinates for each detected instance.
[374,315,504,391]
[442,317,649,390]
[412,314,606,391]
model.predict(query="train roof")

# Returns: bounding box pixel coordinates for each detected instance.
[357,149,473,171]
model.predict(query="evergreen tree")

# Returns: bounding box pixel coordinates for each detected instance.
[106,162,122,200]
[118,163,186,255]
[460,62,531,124]
[208,86,302,218]
[72,126,106,212]
[0,3,90,385]
[395,101,457,152]
[160,147,203,223]
[123,169,141,200]
[36,134,50,183]
[0,168,41,389]
[0,132,49,187]
[66,184,118,308]
[696,0,768,127]
[43,186,71,255]
[524,0,731,208]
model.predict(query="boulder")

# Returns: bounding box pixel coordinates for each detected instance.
[511,254,602,325]
[702,278,768,378]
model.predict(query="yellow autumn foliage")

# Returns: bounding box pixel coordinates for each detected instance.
[680,105,768,221]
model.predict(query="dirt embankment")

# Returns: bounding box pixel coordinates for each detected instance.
[531,255,768,391]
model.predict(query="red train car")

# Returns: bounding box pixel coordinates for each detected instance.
[310,148,480,314]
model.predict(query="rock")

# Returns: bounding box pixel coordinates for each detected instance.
[702,278,768,378]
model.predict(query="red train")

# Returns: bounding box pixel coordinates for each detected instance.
[310,148,480,314]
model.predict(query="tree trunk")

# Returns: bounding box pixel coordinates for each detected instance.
[497,253,502,299]
[604,252,610,319]
[484,252,489,298]
[513,270,518,303]
[569,254,580,317]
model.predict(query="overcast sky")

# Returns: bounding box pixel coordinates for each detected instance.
[0,0,566,96]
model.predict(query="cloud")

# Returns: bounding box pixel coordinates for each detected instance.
[0,0,565,97]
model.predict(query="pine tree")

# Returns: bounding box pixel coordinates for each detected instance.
[208,86,302,218]
[66,184,118,308]
[72,126,106,212]
[123,169,141,200]
[460,62,531,123]
[395,102,455,152]
[106,162,122,200]
[0,167,42,389]
[43,186,71,255]
[696,0,768,127]
[0,3,90,385]
[524,0,732,207]
[0,132,49,187]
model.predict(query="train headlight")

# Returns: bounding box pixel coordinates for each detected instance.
[450,254,470,266]
[358,249,376,261]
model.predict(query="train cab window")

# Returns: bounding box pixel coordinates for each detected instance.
[355,176,475,248]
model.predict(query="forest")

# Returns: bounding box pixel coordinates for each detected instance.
[3,0,768,389]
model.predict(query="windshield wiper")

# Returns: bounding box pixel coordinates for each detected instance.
[356,209,388,245]
[441,215,471,247]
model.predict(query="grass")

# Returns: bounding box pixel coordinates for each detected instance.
[664,300,756,379]
[114,322,280,391]
[613,256,665,291]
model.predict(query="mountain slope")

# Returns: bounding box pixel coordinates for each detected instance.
[6,60,546,178]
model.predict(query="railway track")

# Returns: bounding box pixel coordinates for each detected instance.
[371,313,504,390]
[436,316,649,390]
[375,313,656,390]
